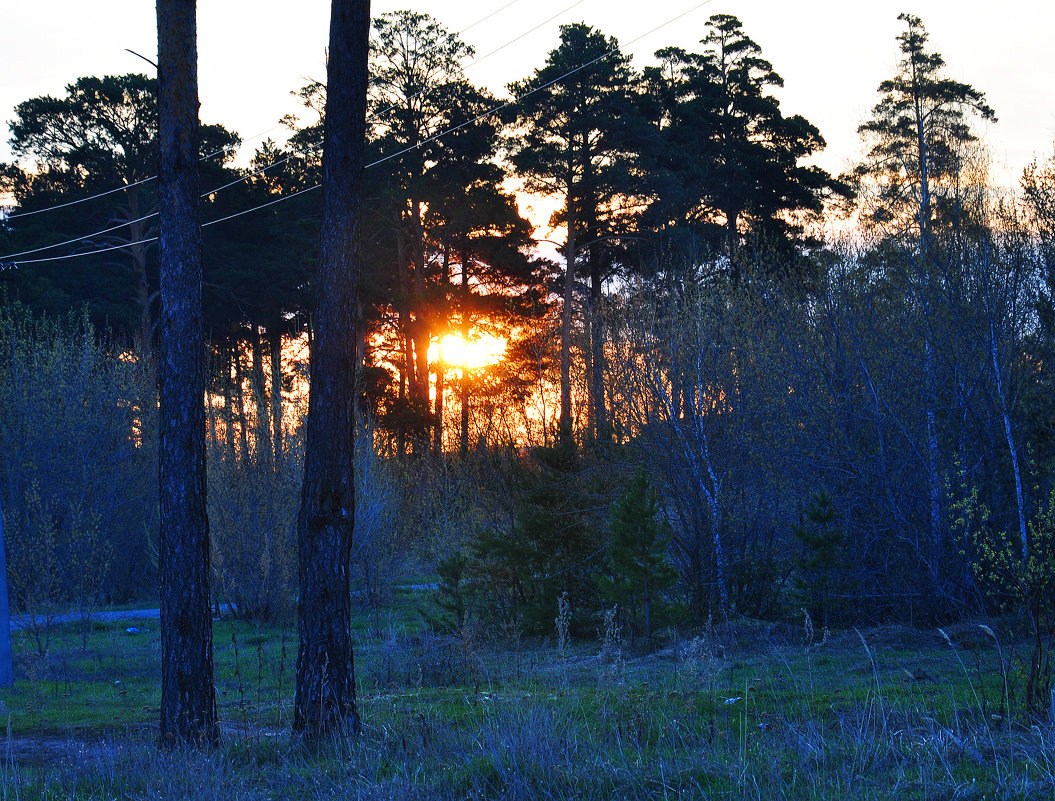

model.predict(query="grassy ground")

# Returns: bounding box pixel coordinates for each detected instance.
[1,598,1053,799]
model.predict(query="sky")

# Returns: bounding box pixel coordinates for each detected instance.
[1,0,1053,190]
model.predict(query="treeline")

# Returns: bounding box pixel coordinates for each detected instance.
[0,13,844,454]
[3,11,1055,641]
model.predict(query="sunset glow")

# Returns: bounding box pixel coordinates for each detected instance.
[431,332,507,370]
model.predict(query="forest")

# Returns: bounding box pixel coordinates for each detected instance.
[3,3,1055,797]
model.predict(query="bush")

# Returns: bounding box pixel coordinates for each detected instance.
[0,303,156,607]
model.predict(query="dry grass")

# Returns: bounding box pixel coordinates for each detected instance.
[1,610,1053,799]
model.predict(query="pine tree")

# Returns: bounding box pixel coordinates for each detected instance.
[792,491,846,629]
[855,13,996,589]
[506,24,647,446]
[642,14,844,273]
[294,0,370,739]
[599,470,677,649]
[156,0,218,747]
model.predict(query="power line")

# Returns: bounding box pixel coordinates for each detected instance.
[196,0,716,232]
[0,0,528,224]
[0,0,566,262]
[1,0,714,268]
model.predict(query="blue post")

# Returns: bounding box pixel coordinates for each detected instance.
[0,496,12,687]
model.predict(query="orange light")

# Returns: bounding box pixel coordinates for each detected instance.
[430,333,507,370]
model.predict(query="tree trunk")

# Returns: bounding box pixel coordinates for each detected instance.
[460,254,471,457]
[251,324,274,466]
[269,328,284,465]
[559,204,576,449]
[222,341,236,453]
[294,0,370,739]
[156,0,217,747]
[127,186,154,357]
[0,494,13,688]
[587,241,609,444]
[232,344,251,462]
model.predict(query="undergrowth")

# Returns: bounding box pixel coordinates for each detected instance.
[1,607,1053,799]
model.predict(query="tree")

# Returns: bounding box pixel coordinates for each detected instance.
[367,11,474,452]
[0,75,239,352]
[0,493,12,688]
[792,491,847,629]
[856,13,996,246]
[363,11,542,455]
[156,0,217,746]
[855,13,996,593]
[507,23,647,446]
[641,15,843,274]
[294,0,370,738]
[599,470,677,649]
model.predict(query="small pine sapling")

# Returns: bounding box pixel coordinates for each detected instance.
[599,470,677,651]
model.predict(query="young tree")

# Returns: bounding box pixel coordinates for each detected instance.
[599,470,677,649]
[156,0,217,746]
[294,0,370,738]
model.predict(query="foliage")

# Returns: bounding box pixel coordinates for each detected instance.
[954,476,1055,720]
[1,74,239,344]
[598,469,677,647]
[208,442,299,624]
[0,303,156,604]
[855,13,996,243]
[792,491,849,628]
[472,445,607,634]
[642,14,847,269]
[4,481,110,654]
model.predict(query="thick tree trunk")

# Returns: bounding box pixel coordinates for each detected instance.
[294,0,370,739]
[156,0,217,747]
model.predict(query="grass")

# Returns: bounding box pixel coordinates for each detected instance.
[1,604,1053,799]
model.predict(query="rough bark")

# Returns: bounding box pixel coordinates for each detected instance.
[156,0,217,746]
[294,0,370,739]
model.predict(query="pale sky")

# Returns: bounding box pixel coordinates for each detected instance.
[2,0,1053,188]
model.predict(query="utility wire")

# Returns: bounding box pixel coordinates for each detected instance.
[2,0,714,268]
[0,0,528,223]
[0,0,549,260]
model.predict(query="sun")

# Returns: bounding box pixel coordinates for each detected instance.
[431,332,507,370]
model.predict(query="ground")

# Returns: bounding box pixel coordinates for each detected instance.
[1,595,1052,799]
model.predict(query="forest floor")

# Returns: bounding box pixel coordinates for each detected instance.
[1,594,1053,800]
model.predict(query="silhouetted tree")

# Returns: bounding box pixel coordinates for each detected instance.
[642,15,844,276]
[294,0,370,739]
[156,0,217,746]
[507,23,647,446]
[855,13,996,587]
[0,74,238,351]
